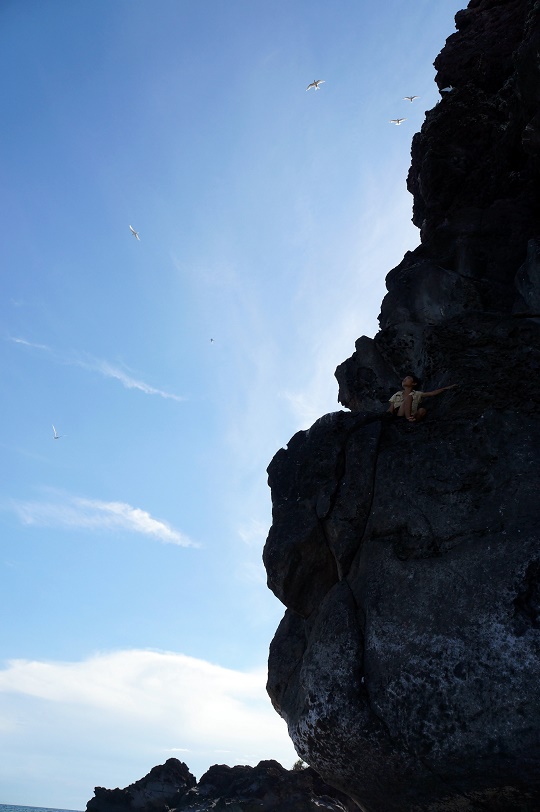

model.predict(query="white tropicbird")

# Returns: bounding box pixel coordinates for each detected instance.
[129,225,140,240]
[440,85,455,93]
[52,425,64,440]
[404,95,419,102]
[390,118,407,125]
[306,79,325,91]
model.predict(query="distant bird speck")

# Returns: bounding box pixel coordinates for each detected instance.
[404,95,419,102]
[390,118,407,125]
[306,79,325,91]
[129,225,140,240]
[440,85,455,93]
[210,338,214,343]
[52,425,64,440]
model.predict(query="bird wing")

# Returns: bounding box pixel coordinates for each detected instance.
[306,83,315,90]
[315,80,325,84]
[52,425,57,437]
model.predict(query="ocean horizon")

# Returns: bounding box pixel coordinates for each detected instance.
[0,804,82,812]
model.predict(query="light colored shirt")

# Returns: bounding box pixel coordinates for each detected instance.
[389,390,424,415]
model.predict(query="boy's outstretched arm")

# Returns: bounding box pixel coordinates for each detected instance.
[422,384,458,398]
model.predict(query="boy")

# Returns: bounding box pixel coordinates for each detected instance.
[388,376,457,422]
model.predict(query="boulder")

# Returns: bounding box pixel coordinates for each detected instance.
[264,1,540,809]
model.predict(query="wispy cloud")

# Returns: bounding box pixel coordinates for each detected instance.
[9,336,52,352]
[236,561,267,585]
[0,649,297,806]
[9,492,197,547]
[7,337,185,402]
[237,519,268,547]
[75,357,186,402]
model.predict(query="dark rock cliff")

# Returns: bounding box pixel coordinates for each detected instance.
[85,758,357,812]
[87,759,196,812]
[263,1,540,810]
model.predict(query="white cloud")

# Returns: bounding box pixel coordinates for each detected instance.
[0,649,297,807]
[0,649,284,739]
[279,388,334,432]
[7,337,185,402]
[276,187,420,432]
[236,561,267,585]
[77,357,186,402]
[237,519,268,547]
[9,492,197,547]
[9,336,51,352]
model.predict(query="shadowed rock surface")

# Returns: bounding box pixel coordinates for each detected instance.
[87,759,196,812]
[263,1,540,810]
[85,758,357,812]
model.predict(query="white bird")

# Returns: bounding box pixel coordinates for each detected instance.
[306,79,325,91]
[52,425,64,440]
[440,85,455,93]
[404,95,419,102]
[390,118,407,125]
[129,225,140,240]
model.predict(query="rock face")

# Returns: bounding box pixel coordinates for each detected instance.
[86,758,357,812]
[263,1,540,810]
[87,759,196,812]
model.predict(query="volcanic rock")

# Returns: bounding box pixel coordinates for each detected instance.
[263,1,540,810]
[87,759,196,812]
[85,758,356,812]
[177,759,356,811]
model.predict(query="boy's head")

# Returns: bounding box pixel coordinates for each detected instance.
[401,375,418,388]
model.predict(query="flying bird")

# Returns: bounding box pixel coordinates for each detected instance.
[404,95,419,102]
[440,85,455,93]
[306,79,325,91]
[129,225,140,240]
[390,118,407,125]
[52,425,64,440]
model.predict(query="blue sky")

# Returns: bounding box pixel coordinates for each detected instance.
[0,1,465,807]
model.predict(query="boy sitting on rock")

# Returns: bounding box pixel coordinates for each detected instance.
[388,375,457,422]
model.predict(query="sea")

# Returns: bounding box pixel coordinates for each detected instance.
[0,805,82,812]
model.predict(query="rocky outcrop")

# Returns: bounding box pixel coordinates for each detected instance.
[263,1,540,810]
[179,760,357,812]
[86,758,357,812]
[87,759,196,812]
